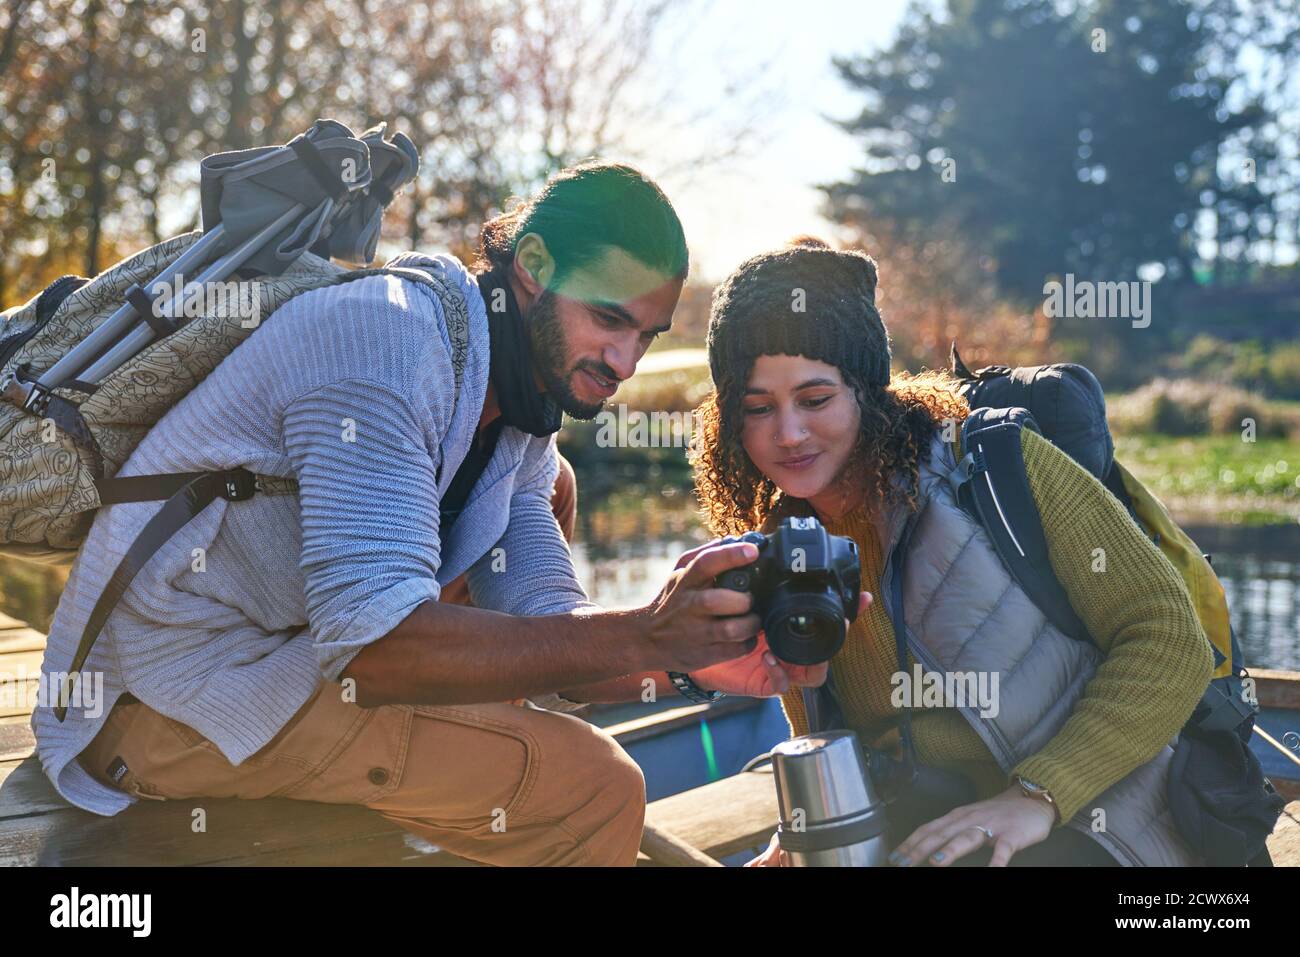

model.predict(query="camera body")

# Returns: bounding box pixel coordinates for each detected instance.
[714,516,862,665]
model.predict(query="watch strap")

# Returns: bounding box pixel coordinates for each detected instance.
[667,671,724,703]
[1014,774,1061,823]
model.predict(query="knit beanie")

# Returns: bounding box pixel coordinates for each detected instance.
[707,237,891,400]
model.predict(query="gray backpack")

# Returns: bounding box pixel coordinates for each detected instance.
[1,233,476,722]
[0,232,470,566]
[0,118,446,567]
[0,119,487,720]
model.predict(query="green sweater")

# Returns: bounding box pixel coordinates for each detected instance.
[780,428,1214,824]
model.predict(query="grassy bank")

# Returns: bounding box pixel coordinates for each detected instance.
[1104,381,1299,524]
[1112,433,1299,525]
[563,360,1300,525]
[563,425,1300,526]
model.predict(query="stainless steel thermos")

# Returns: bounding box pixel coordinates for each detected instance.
[771,730,890,866]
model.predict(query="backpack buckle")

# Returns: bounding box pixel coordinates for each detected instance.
[23,380,53,416]
[217,468,258,502]
[944,451,979,496]
[2,367,54,416]
[1192,675,1258,734]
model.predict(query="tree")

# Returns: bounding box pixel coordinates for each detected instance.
[1,0,766,303]
[824,0,1293,300]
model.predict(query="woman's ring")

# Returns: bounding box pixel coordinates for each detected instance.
[967,825,995,842]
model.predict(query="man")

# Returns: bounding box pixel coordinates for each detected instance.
[35,162,824,866]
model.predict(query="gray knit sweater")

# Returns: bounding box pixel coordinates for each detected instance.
[33,252,595,816]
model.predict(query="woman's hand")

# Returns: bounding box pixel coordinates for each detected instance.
[889,784,1057,867]
[688,591,870,698]
[744,831,789,867]
[689,631,826,698]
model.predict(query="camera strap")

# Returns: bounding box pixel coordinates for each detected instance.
[882,514,919,791]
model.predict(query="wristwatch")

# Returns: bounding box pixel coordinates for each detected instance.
[1013,774,1060,824]
[667,671,725,704]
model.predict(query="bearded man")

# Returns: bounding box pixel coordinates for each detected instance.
[36,162,822,866]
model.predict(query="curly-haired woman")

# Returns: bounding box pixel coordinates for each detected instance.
[690,237,1213,867]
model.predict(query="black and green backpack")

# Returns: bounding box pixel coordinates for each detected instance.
[947,344,1286,866]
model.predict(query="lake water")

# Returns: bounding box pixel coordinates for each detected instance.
[1184,524,1300,673]
[570,497,1300,672]
[1,492,1296,672]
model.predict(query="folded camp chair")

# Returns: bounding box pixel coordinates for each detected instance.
[6,118,418,415]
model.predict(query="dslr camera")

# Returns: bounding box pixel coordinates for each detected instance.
[714,516,862,665]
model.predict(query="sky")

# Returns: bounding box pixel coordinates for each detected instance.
[605,0,1297,280]
[141,0,913,282]
[614,0,914,282]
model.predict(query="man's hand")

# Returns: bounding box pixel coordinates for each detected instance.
[634,541,764,673]
[671,537,725,572]
[689,591,871,697]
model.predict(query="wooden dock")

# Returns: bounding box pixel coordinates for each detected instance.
[2,613,1297,866]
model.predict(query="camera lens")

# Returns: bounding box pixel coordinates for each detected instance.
[764,591,846,665]
[788,615,817,639]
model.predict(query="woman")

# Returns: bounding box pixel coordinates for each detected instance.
[690,237,1214,867]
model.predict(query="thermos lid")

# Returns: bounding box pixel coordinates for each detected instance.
[771,730,877,824]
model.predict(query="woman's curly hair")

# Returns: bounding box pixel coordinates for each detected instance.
[689,368,971,537]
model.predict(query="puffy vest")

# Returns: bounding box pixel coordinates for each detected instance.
[794,433,1201,866]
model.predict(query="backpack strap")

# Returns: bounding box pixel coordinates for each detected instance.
[56,468,264,720]
[954,411,1258,739]
[946,407,1090,643]
[57,263,475,721]
[438,418,504,532]
[874,513,921,794]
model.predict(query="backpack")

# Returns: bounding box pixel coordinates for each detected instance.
[0,233,484,720]
[946,344,1286,865]
[0,232,473,562]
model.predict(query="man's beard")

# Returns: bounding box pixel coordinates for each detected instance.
[528,291,614,421]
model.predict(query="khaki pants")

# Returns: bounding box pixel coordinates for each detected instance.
[78,455,647,866]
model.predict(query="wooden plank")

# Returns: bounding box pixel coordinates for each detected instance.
[0,678,37,718]
[0,628,45,655]
[1269,778,1300,802]
[645,776,1300,868]
[644,767,777,862]
[0,757,68,819]
[0,754,475,868]
[0,793,421,867]
[0,721,34,762]
[0,649,45,673]
[206,830,480,867]
[0,624,44,724]
[1253,669,1300,711]
[641,822,725,866]
[6,750,779,866]
[1265,802,1300,867]
[0,648,45,723]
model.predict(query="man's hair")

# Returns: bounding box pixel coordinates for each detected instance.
[474,161,689,285]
